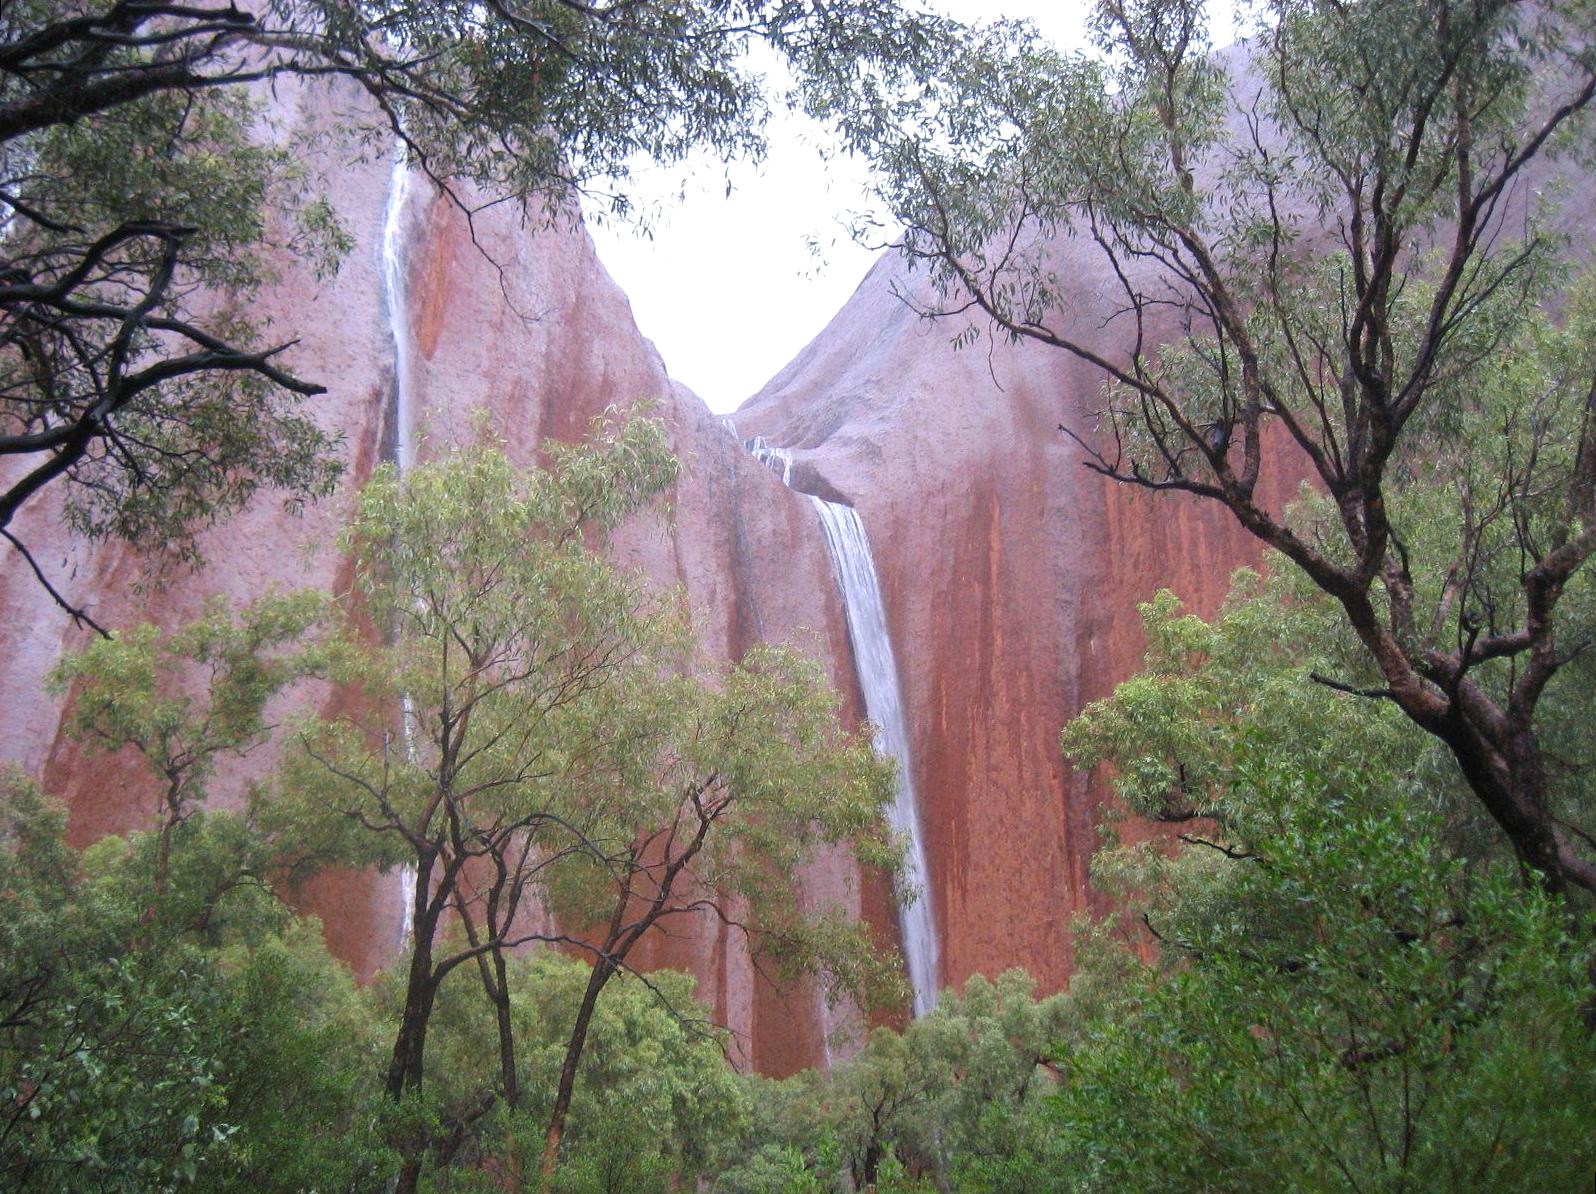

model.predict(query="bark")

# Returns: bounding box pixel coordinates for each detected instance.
[538,781,720,1186]
[487,952,519,1106]
[860,1140,882,1190]
[540,958,614,1185]
[388,867,441,1194]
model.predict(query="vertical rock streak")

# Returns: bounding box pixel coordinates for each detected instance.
[746,437,941,1017]
[380,140,419,946]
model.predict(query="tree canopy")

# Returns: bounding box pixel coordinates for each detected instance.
[252,416,897,1188]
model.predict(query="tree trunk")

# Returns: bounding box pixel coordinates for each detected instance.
[487,946,521,1190]
[861,1140,882,1191]
[386,932,439,1097]
[394,1155,424,1194]
[490,948,519,1109]
[139,776,184,937]
[540,959,613,1187]
[388,872,440,1194]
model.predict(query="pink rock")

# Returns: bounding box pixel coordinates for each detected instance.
[736,242,1306,1000]
[0,78,872,1073]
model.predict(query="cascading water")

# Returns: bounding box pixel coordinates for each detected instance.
[380,139,419,945]
[745,435,941,1017]
[381,140,414,473]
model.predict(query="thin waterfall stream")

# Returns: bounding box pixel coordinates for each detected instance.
[744,435,941,1017]
[380,140,419,946]
[381,139,414,474]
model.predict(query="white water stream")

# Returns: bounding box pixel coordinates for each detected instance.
[380,140,419,946]
[745,435,941,1017]
[381,141,415,473]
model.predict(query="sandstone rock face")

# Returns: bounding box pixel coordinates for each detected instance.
[0,77,873,1074]
[0,64,1428,1074]
[735,243,1304,997]
[733,46,1586,1001]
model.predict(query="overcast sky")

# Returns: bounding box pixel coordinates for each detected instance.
[586,3,1234,414]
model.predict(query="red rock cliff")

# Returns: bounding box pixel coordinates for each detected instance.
[2,71,1324,1072]
[735,239,1304,997]
[0,76,873,1075]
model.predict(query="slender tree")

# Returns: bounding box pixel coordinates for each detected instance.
[47,591,333,921]
[534,644,897,1183]
[269,415,677,1190]
[274,416,896,1190]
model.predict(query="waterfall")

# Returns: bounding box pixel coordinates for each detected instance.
[746,437,941,1017]
[380,140,414,472]
[380,139,419,946]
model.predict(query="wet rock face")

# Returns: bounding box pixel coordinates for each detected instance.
[735,241,1306,996]
[5,75,410,978]
[0,77,869,1074]
[1,74,1320,1072]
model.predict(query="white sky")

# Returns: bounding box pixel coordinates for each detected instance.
[587,3,1235,413]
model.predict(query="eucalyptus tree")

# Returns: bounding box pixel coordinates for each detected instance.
[0,771,392,1193]
[0,0,947,623]
[3,597,386,1191]
[814,0,1596,895]
[534,642,897,1182]
[1047,585,1596,1191]
[47,590,334,918]
[274,415,896,1190]
[715,970,1071,1192]
[274,416,680,1133]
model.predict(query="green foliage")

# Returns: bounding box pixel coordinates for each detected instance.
[1047,744,1596,1193]
[712,1143,832,1194]
[269,413,682,877]
[1048,573,1596,1191]
[711,557,1596,1191]
[366,951,747,1190]
[50,590,334,803]
[0,775,388,1192]
[0,0,951,591]
[518,957,747,1189]
[715,971,1069,1192]
[201,922,392,1192]
[252,418,897,1186]
[8,597,388,1189]
[47,592,338,922]
[538,641,903,1004]
[1061,571,1472,871]
[0,60,346,566]
[815,0,1596,893]
[8,414,903,1189]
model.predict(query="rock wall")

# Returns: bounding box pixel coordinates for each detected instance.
[0,76,876,1075]
[0,67,1348,1072]
[735,241,1305,996]
[732,39,1588,999]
